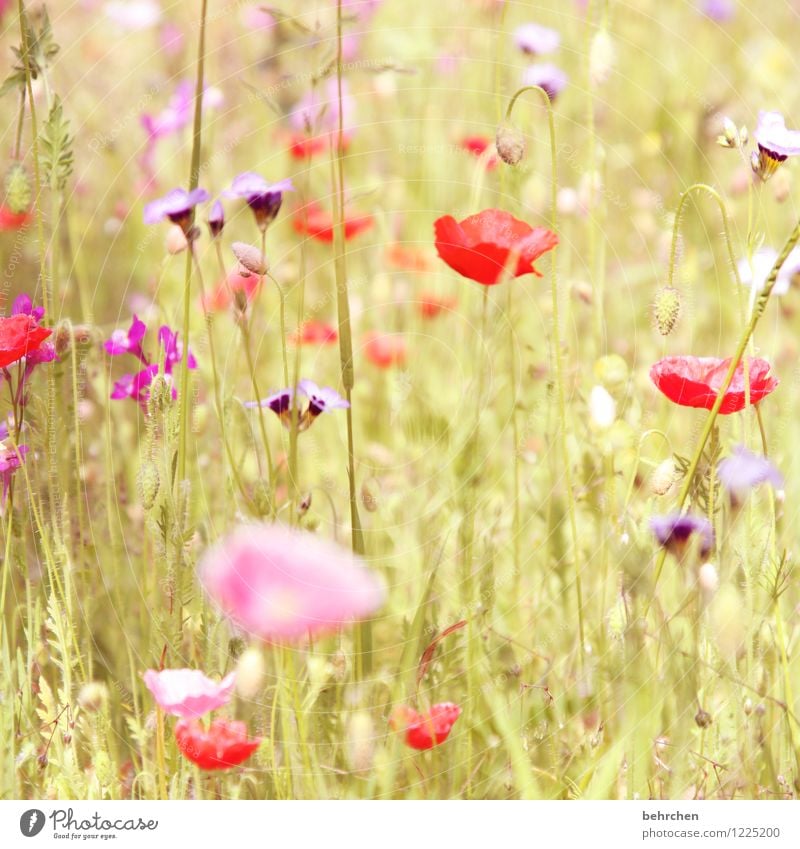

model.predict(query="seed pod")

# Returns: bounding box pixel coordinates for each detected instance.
[495,122,526,166]
[232,241,268,276]
[694,709,712,728]
[78,681,108,713]
[650,457,678,496]
[653,286,681,335]
[4,162,32,213]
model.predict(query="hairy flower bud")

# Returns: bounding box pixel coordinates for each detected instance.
[4,162,32,214]
[653,286,681,335]
[235,646,266,700]
[232,242,268,276]
[495,122,526,166]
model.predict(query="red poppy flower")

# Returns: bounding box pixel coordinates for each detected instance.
[385,243,436,273]
[390,702,462,750]
[434,209,558,286]
[174,718,260,771]
[363,331,407,368]
[0,204,32,231]
[294,201,374,243]
[287,132,349,160]
[460,135,499,170]
[290,319,338,345]
[650,356,778,415]
[201,269,261,312]
[0,314,52,369]
[418,292,457,319]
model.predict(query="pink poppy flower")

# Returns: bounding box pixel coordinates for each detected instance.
[199,524,385,642]
[143,668,236,718]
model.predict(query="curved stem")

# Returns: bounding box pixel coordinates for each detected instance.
[505,85,584,658]
[667,183,742,292]
[651,217,800,596]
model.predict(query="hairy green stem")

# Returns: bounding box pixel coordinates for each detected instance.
[505,85,584,657]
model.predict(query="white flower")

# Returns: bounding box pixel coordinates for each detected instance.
[737,246,800,296]
[589,385,616,429]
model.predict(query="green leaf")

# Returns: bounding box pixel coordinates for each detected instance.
[39,96,73,192]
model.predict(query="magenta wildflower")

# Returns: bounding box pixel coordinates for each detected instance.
[522,63,568,100]
[111,364,159,403]
[104,314,147,359]
[514,23,560,55]
[717,445,783,504]
[105,318,196,408]
[225,173,293,232]
[0,421,27,511]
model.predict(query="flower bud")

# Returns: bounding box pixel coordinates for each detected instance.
[78,681,108,713]
[650,458,679,496]
[235,646,266,700]
[165,224,188,255]
[495,122,526,166]
[232,241,268,276]
[653,286,681,335]
[346,711,375,773]
[717,116,739,149]
[698,562,719,603]
[4,162,32,214]
[589,29,615,87]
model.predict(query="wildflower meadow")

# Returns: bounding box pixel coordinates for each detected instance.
[3,0,800,812]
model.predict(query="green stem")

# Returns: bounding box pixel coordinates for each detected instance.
[175,0,208,489]
[505,85,584,658]
[334,0,369,673]
[651,217,800,596]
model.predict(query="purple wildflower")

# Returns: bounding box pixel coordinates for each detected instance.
[290,78,356,138]
[208,200,225,239]
[650,513,714,559]
[298,379,350,417]
[143,187,209,230]
[104,314,147,360]
[513,23,560,55]
[753,111,800,180]
[717,445,783,503]
[244,388,295,426]
[225,173,294,231]
[699,0,735,22]
[522,63,568,101]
